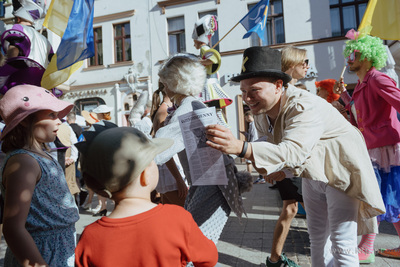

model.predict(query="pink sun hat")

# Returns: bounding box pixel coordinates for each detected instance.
[0,84,74,140]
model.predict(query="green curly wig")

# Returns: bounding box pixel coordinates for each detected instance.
[343,35,387,70]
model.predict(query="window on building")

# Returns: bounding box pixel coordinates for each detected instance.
[74,97,105,115]
[89,27,103,66]
[168,16,186,55]
[198,10,219,51]
[330,0,368,37]
[249,0,285,46]
[114,22,131,62]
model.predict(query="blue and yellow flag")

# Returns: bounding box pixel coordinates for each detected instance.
[358,0,400,40]
[240,0,269,42]
[41,0,95,89]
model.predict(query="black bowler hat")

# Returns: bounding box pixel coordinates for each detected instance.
[231,46,292,84]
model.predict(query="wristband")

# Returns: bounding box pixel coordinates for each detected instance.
[238,141,248,158]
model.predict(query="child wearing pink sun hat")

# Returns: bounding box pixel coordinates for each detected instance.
[0,85,79,266]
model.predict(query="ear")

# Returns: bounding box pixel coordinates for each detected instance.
[139,167,150,187]
[275,80,284,93]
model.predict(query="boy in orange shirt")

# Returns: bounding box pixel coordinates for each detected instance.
[75,123,218,266]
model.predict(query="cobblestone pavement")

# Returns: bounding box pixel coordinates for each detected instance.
[216,171,311,267]
[216,165,400,266]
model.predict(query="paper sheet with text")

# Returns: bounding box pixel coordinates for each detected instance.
[178,107,228,186]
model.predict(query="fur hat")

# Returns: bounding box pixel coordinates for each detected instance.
[231,46,292,84]
[158,53,206,97]
[76,123,173,198]
[0,84,73,139]
[192,15,218,44]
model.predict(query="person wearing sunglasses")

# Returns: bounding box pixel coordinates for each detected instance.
[281,45,310,86]
[259,45,309,267]
[334,29,400,264]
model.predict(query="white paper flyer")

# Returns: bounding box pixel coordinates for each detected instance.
[178,107,228,186]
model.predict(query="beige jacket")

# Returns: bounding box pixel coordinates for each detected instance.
[252,84,385,235]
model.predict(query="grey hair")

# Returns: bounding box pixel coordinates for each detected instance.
[158,54,206,96]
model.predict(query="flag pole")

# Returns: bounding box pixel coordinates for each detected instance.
[212,21,240,49]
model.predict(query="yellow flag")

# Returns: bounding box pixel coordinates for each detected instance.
[41,58,83,90]
[358,0,400,40]
[43,0,74,37]
[41,0,91,90]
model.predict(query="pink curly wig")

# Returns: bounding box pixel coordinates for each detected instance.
[315,79,340,103]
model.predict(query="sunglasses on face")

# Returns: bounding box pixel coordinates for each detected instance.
[347,50,360,63]
[302,59,309,67]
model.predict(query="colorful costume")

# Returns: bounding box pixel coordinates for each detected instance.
[340,30,400,261]
[0,0,53,94]
[192,15,232,125]
[199,45,231,107]
[1,24,53,68]
[340,67,400,223]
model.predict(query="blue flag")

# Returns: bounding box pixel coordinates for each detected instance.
[41,0,95,89]
[240,0,269,42]
[56,0,95,70]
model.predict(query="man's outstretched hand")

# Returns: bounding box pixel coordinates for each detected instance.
[206,124,243,155]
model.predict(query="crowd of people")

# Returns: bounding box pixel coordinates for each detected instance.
[0,2,399,266]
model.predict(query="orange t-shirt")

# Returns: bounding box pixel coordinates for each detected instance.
[75,204,218,267]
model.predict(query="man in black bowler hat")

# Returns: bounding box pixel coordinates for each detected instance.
[205,46,385,266]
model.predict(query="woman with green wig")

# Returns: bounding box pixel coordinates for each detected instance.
[335,29,400,263]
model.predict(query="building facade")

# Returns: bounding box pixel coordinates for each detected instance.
[1,0,399,138]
